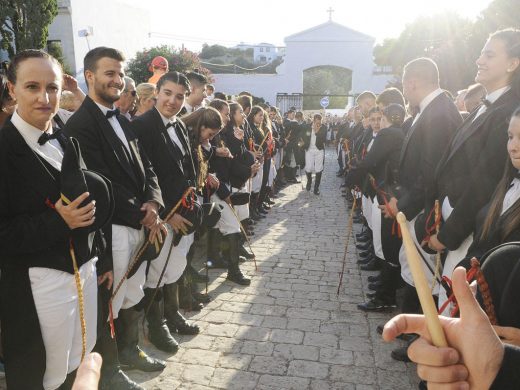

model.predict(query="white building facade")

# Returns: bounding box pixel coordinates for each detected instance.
[48,0,151,78]
[214,21,392,108]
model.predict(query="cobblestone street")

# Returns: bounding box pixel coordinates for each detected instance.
[0,149,419,390]
[135,148,420,389]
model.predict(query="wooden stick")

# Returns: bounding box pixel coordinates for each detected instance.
[396,212,448,347]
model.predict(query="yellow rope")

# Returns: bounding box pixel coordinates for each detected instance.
[69,241,87,362]
[431,200,442,294]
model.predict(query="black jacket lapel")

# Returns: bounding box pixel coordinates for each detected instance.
[84,97,139,187]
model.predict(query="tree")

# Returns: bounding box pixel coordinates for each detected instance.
[126,45,213,85]
[0,0,58,57]
[47,40,72,75]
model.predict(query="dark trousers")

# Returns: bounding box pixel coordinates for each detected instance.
[377,215,402,300]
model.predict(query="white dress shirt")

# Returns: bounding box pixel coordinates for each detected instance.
[473,86,510,122]
[309,128,317,149]
[367,131,377,152]
[157,109,186,155]
[94,101,131,152]
[12,110,64,171]
[412,88,444,125]
[502,176,520,215]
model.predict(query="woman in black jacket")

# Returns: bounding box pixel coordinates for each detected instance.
[303,113,327,195]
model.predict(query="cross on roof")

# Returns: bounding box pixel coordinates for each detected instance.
[327,7,334,21]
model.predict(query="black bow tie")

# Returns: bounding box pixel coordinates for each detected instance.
[38,128,62,146]
[481,98,492,108]
[106,108,120,119]
[165,121,175,130]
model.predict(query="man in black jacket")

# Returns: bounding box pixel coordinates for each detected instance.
[302,113,327,195]
[65,47,166,389]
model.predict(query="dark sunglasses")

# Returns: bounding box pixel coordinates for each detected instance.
[125,90,137,97]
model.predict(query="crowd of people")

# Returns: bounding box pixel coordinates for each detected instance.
[2,22,520,390]
[334,27,520,388]
[0,45,338,390]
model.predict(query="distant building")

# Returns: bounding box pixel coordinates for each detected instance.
[216,20,393,110]
[235,42,282,64]
[48,0,151,78]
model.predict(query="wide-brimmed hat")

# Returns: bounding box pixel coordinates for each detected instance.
[201,202,223,228]
[173,195,203,246]
[230,192,250,206]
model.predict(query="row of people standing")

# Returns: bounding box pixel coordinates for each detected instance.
[337,27,520,389]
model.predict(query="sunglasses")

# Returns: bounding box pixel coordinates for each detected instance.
[125,90,137,97]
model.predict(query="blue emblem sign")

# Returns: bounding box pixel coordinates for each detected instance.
[320,96,330,108]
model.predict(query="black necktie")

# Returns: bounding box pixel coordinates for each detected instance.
[106,108,120,119]
[481,98,492,108]
[38,128,62,146]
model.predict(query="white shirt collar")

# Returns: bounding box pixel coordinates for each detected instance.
[485,86,510,105]
[184,102,193,113]
[93,101,115,116]
[419,88,444,113]
[156,107,176,127]
[11,110,52,145]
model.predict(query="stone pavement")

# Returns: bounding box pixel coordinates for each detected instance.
[134,148,420,389]
[0,148,420,389]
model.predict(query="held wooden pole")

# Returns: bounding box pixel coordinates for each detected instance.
[396,212,448,347]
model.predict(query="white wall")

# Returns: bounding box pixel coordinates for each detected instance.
[213,74,281,105]
[48,0,151,77]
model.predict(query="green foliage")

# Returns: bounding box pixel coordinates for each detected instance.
[47,40,72,75]
[303,66,352,110]
[125,45,213,85]
[0,0,58,57]
[374,0,520,92]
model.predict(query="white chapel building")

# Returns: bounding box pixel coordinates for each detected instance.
[213,20,392,109]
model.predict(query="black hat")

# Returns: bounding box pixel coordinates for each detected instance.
[414,211,437,255]
[173,194,203,246]
[61,137,114,232]
[478,242,520,328]
[127,227,168,279]
[230,192,250,206]
[201,202,223,228]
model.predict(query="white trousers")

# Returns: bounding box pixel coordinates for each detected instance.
[398,214,439,295]
[145,229,194,288]
[211,192,241,236]
[268,159,276,187]
[371,198,385,260]
[362,195,373,230]
[274,149,283,170]
[251,167,264,193]
[111,224,146,318]
[438,197,474,316]
[232,185,250,221]
[304,148,324,173]
[29,259,98,390]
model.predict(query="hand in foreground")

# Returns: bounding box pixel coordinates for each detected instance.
[494,325,520,348]
[140,201,159,228]
[55,192,95,229]
[97,271,113,290]
[379,196,398,219]
[216,147,233,158]
[72,352,102,390]
[428,234,446,252]
[167,213,193,235]
[148,221,168,245]
[206,173,220,189]
[382,267,504,390]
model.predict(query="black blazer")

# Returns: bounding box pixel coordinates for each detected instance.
[347,127,404,187]
[302,125,327,151]
[130,107,195,216]
[0,120,105,389]
[434,89,520,249]
[397,92,462,220]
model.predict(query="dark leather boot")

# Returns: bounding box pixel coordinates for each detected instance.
[186,247,209,283]
[314,171,322,195]
[306,172,312,191]
[96,324,144,390]
[117,308,166,372]
[207,228,228,268]
[178,274,203,311]
[226,233,251,285]
[163,282,200,335]
[142,288,179,353]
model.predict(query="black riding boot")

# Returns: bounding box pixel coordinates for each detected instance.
[314,171,322,195]
[95,324,144,390]
[186,245,208,283]
[164,282,200,335]
[207,228,228,268]
[226,233,251,285]
[142,288,179,353]
[117,308,166,372]
[178,273,203,311]
[306,172,312,191]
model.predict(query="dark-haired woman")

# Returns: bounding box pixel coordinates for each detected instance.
[248,106,270,216]
[426,29,520,314]
[0,72,15,128]
[0,50,105,389]
[186,107,252,285]
[346,105,405,312]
